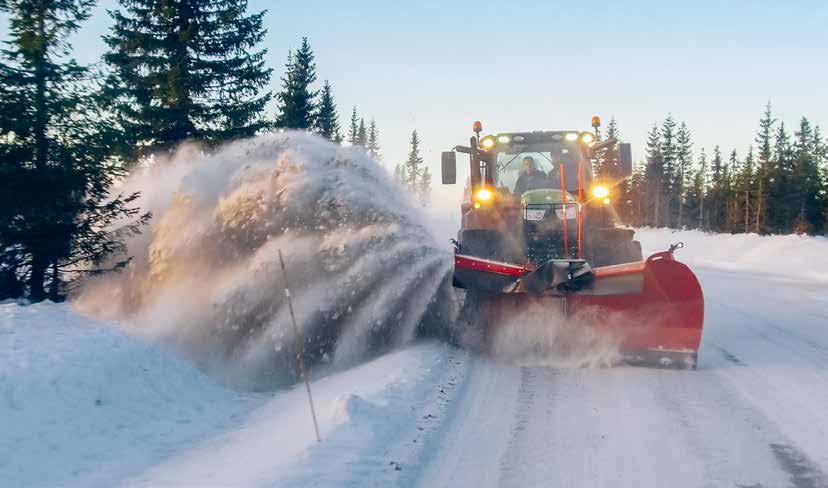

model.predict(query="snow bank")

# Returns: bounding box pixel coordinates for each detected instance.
[635,227,828,283]
[0,301,262,488]
[77,132,457,389]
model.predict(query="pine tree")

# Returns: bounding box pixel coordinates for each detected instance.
[393,163,404,186]
[314,80,341,142]
[767,122,795,233]
[628,163,648,227]
[418,166,432,205]
[685,149,708,230]
[659,114,678,227]
[736,147,755,233]
[644,124,663,227]
[356,118,367,147]
[104,0,272,157]
[792,117,825,233]
[754,102,775,232]
[708,146,727,231]
[726,150,739,231]
[348,107,359,145]
[594,116,619,179]
[275,37,318,130]
[0,0,148,301]
[405,130,423,192]
[367,118,382,161]
[814,126,828,232]
[675,122,693,228]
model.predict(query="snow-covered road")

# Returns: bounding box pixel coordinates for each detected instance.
[3,228,828,487]
[416,263,828,488]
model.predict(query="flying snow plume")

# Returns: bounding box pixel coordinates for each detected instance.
[77,132,457,389]
[488,303,622,369]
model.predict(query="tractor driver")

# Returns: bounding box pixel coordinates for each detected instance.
[514,156,548,195]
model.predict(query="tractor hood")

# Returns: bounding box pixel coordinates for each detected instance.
[520,188,576,206]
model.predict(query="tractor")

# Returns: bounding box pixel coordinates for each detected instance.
[440,118,704,368]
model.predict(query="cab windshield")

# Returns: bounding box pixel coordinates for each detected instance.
[495,143,589,196]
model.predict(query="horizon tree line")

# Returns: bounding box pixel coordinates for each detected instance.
[601,103,827,235]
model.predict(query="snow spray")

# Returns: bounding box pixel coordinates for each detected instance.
[488,301,622,369]
[77,132,457,389]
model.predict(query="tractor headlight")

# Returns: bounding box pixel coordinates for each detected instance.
[480,137,495,150]
[581,133,595,144]
[497,135,510,144]
[591,185,609,199]
[475,188,493,202]
[565,133,579,142]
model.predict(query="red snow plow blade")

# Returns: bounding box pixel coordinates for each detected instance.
[454,246,705,368]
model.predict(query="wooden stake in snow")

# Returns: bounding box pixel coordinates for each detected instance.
[278,250,321,443]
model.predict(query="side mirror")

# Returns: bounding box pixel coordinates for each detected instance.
[441,151,457,184]
[618,143,633,177]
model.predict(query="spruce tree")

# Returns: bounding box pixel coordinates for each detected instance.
[659,114,678,226]
[814,126,828,231]
[314,80,341,142]
[736,147,756,233]
[675,122,693,228]
[418,166,432,205]
[594,116,619,179]
[356,118,367,146]
[792,117,825,233]
[644,124,663,227]
[708,146,726,231]
[405,130,423,192]
[767,122,795,232]
[688,149,709,230]
[275,37,318,129]
[1,0,148,301]
[367,118,382,161]
[393,163,404,186]
[628,164,648,227]
[754,102,775,232]
[104,0,272,157]
[726,150,738,231]
[348,107,359,145]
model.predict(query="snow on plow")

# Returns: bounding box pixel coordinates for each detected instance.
[453,245,705,369]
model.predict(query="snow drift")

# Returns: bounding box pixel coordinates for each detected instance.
[0,301,263,488]
[77,132,457,388]
[635,227,828,283]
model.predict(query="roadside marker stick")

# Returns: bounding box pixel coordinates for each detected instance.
[278,250,321,443]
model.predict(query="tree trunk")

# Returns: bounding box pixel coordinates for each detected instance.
[745,190,749,234]
[48,260,61,302]
[28,253,47,302]
[755,180,762,233]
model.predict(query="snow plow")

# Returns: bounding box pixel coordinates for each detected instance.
[441,119,704,368]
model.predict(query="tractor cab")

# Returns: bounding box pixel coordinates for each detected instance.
[440,119,635,266]
[483,132,593,198]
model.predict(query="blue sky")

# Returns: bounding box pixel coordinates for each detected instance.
[2,0,826,189]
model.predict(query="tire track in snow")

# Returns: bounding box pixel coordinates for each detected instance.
[496,367,541,486]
